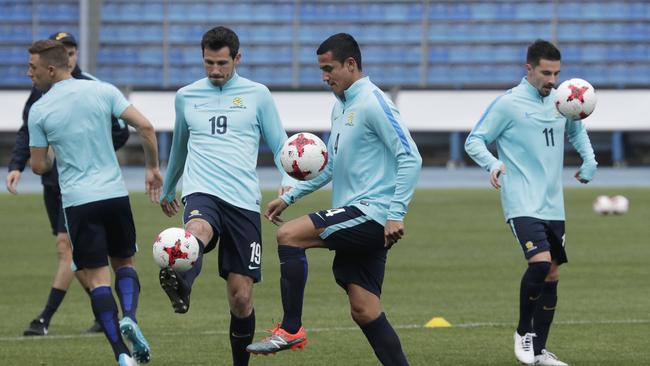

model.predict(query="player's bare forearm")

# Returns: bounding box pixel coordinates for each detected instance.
[29,147,53,175]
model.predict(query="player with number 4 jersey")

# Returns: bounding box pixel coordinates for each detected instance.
[159,26,294,366]
[247,34,421,366]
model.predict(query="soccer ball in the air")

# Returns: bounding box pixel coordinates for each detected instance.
[610,195,629,215]
[280,132,328,181]
[592,195,614,215]
[555,78,597,120]
[152,228,200,272]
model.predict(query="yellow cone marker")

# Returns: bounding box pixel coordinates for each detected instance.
[425,317,451,328]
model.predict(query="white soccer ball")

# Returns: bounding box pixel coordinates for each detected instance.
[610,195,629,215]
[280,132,328,181]
[152,228,200,272]
[555,78,597,120]
[592,195,614,215]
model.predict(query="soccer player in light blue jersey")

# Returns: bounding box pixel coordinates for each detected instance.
[465,40,597,366]
[247,34,421,366]
[158,26,295,366]
[27,39,161,366]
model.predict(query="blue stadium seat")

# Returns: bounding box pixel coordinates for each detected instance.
[471,3,497,20]
[2,3,31,21]
[515,3,552,20]
[582,44,608,61]
[496,3,516,20]
[119,3,141,21]
[299,66,322,87]
[448,3,470,20]
[139,47,164,65]
[428,46,448,62]
[142,3,164,21]
[428,3,448,20]
[102,2,120,20]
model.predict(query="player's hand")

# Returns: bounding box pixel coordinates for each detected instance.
[574,170,589,184]
[145,167,163,203]
[6,170,21,195]
[384,220,405,248]
[278,185,293,196]
[265,198,288,226]
[490,164,506,189]
[161,198,180,217]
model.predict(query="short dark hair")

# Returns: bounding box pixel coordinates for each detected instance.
[28,39,68,69]
[317,33,363,71]
[527,39,561,66]
[201,26,239,59]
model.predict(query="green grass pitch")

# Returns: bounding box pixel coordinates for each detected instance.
[1,188,649,365]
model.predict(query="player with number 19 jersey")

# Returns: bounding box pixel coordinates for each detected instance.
[465,77,597,221]
[162,73,293,211]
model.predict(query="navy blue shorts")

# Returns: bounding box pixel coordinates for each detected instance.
[183,193,262,283]
[508,216,567,264]
[64,196,136,270]
[43,184,66,235]
[309,206,387,297]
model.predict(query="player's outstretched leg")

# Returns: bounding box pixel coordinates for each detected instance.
[159,240,204,313]
[119,316,151,364]
[159,266,192,313]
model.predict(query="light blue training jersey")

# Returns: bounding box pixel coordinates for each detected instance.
[162,73,294,212]
[28,78,130,208]
[281,77,422,225]
[465,77,597,221]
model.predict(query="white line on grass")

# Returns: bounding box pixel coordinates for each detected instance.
[1,318,648,343]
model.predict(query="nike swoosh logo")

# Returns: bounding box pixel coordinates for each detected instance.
[529,295,541,301]
[248,265,260,270]
[525,112,537,118]
[542,306,556,311]
[231,332,252,338]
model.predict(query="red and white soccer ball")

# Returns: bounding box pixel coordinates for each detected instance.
[153,228,199,272]
[592,195,614,215]
[555,78,597,120]
[610,195,629,215]
[280,132,328,181]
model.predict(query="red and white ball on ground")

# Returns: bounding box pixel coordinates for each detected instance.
[153,228,199,272]
[555,78,597,120]
[610,195,629,215]
[592,195,614,215]
[280,132,328,181]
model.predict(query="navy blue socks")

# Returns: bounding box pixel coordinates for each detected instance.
[533,280,558,354]
[278,245,308,334]
[360,313,410,366]
[39,288,66,327]
[115,266,140,322]
[181,238,205,287]
[230,310,255,366]
[517,261,551,335]
[90,286,129,360]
